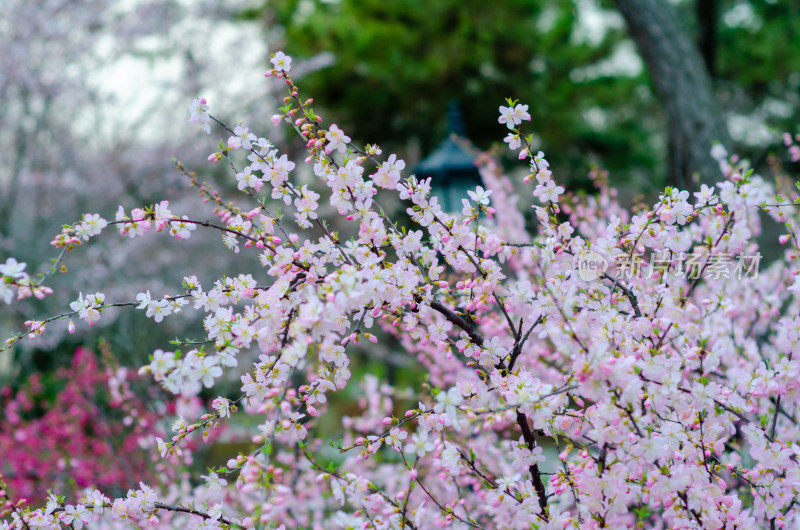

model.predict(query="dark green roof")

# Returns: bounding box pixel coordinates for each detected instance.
[415,136,478,179]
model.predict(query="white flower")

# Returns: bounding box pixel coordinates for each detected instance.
[155,437,168,457]
[45,494,59,515]
[79,213,108,238]
[498,104,531,129]
[228,125,257,150]
[188,98,211,134]
[86,490,110,512]
[405,431,434,457]
[434,387,462,419]
[236,167,262,191]
[504,133,521,150]
[533,178,565,203]
[0,258,27,279]
[62,504,90,529]
[693,184,715,206]
[200,472,228,493]
[136,291,152,309]
[146,299,171,323]
[498,106,517,129]
[149,350,175,382]
[467,186,492,206]
[172,416,186,432]
[198,356,222,388]
[289,412,307,440]
[386,428,408,451]
[514,104,531,122]
[212,397,231,418]
[497,472,521,492]
[439,442,463,475]
[325,124,351,154]
[271,51,292,72]
[70,292,90,313]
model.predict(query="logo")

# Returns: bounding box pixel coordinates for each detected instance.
[576,250,608,281]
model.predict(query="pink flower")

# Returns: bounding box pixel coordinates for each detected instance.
[498,103,531,129]
[324,124,351,154]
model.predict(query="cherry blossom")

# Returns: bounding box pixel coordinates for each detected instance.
[324,124,351,155]
[498,102,532,129]
[4,50,800,530]
[270,51,292,73]
[188,98,211,134]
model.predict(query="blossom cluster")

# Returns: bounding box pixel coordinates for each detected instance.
[0,258,52,305]
[0,349,159,503]
[4,52,800,529]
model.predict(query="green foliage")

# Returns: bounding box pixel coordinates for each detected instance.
[716,1,800,89]
[259,0,661,190]
[245,0,799,194]
[714,0,800,137]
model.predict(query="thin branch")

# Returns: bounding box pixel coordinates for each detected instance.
[428,299,484,347]
[602,272,642,318]
[515,411,550,520]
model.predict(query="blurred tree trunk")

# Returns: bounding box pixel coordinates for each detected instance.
[696,0,718,77]
[614,0,730,189]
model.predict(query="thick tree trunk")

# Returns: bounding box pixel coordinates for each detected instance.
[614,0,730,188]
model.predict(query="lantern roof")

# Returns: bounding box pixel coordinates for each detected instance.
[415,101,479,182]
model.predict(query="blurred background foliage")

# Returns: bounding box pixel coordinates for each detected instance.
[243,0,799,193]
[711,0,800,148]
[0,0,274,384]
[253,0,660,192]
